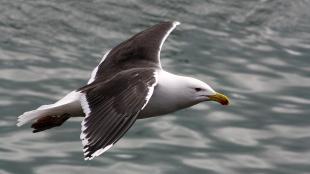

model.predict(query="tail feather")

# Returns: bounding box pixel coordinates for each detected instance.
[17,90,82,127]
[17,109,47,127]
[17,103,71,127]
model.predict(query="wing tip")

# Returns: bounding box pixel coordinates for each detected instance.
[173,21,181,26]
[83,144,114,160]
[80,92,114,160]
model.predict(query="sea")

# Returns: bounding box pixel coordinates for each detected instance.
[1,0,310,174]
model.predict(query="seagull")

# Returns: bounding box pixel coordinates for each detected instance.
[17,21,229,160]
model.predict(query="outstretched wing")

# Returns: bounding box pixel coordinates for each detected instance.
[89,21,180,83]
[79,68,158,160]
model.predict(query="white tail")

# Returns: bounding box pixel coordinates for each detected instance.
[17,90,82,127]
[17,105,66,127]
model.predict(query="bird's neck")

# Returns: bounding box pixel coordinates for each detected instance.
[139,70,196,118]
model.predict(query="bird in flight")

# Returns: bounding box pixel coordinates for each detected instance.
[17,21,229,160]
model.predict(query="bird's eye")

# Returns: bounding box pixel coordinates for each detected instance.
[194,88,202,92]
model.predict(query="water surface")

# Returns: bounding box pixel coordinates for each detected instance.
[1,0,310,174]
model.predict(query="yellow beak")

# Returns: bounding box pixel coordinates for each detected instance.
[208,92,230,105]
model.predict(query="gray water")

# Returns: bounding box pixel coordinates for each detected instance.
[1,0,310,174]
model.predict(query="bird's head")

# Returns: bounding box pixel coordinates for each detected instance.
[185,77,230,106]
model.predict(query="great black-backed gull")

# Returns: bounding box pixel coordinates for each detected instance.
[17,21,229,160]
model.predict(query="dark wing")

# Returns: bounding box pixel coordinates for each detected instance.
[88,21,179,83]
[79,68,158,160]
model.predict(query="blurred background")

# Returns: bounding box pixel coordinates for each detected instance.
[1,0,310,174]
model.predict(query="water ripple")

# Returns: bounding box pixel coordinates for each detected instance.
[1,0,310,174]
